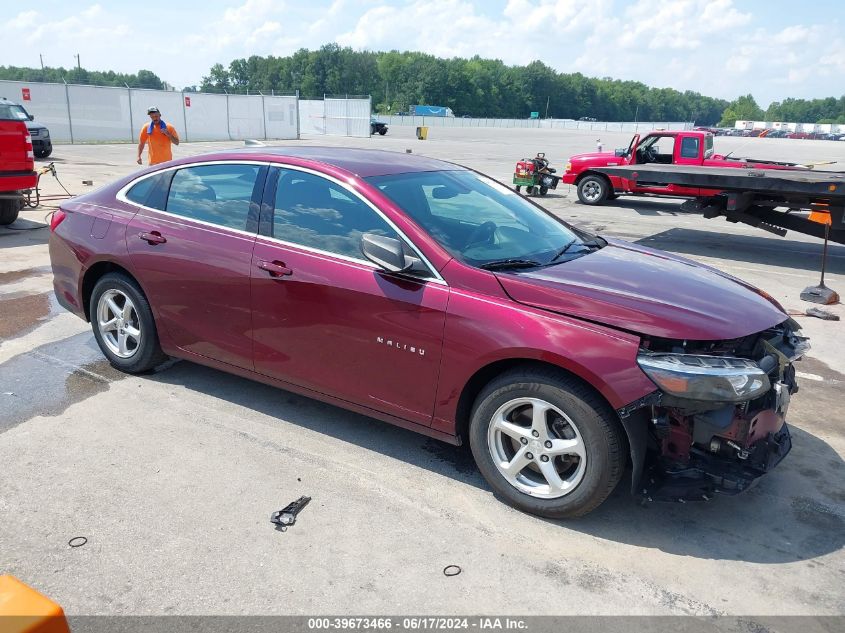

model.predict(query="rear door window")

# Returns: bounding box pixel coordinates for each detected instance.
[166,164,261,231]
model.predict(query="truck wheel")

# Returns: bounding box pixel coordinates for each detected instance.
[378,128,387,136]
[0,198,22,226]
[469,367,626,518]
[90,273,168,374]
[577,175,609,205]
[36,149,52,158]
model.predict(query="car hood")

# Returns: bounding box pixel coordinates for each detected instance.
[496,238,786,340]
[25,122,48,132]
[569,152,625,167]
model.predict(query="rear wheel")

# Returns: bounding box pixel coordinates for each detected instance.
[90,273,167,373]
[539,186,549,196]
[36,149,52,158]
[514,185,522,192]
[576,175,609,205]
[0,198,22,226]
[469,368,626,518]
[378,128,387,136]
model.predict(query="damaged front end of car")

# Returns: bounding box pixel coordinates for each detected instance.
[619,319,809,502]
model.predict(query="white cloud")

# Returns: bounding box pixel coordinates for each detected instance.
[1,0,842,106]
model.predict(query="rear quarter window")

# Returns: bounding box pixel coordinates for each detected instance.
[124,172,170,210]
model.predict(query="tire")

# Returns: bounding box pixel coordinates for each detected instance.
[0,198,22,226]
[90,272,167,373]
[539,186,549,196]
[576,175,609,205]
[524,186,535,197]
[36,149,52,158]
[378,128,387,136]
[514,185,521,192]
[469,367,626,518]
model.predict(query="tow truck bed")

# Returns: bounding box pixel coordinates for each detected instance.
[596,164,845,244]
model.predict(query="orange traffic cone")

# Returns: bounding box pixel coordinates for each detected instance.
[0,575,70,633]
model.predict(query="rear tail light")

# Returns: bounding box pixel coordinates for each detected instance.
[25,135,32,144]
[50,209,67,232]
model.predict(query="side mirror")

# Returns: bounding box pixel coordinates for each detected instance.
[361,233,428,275]
[29,114,35,121]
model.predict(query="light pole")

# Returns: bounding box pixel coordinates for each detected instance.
[73,54,81,71]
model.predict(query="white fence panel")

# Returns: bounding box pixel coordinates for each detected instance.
[346,98,371,137]
[299,100,326,135]
[129,88,183,142]
[264,96,298,139]
[227,95,265,140]
[67,84,132,142]
[0,79,72,142]
[324,98,371,138]
[184,93,229,141]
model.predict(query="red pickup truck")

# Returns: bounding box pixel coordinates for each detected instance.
[562,130,804,205]
[0,98,37,225]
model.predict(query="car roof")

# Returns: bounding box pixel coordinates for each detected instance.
[218,146,465,178]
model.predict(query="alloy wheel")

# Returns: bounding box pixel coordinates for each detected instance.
[487,397,587,499]
[96,289,142,359]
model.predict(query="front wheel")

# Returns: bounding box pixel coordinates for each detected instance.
[539,186,549,196]
[90,273,167,373]
[576,175,609,205]
[0,198,22,226]
[36,149,53,158]
[469,368,626,518]
[378,128,387,136]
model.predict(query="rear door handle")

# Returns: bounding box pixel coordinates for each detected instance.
[138,231,166,245]
[258,260,293,278]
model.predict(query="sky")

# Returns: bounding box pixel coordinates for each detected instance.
[3,0,844,107]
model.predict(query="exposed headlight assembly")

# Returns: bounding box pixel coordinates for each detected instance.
[637,353,771,402]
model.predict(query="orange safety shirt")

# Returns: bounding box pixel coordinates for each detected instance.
[139,123,178,165]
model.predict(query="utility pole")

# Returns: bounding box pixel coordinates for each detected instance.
[39,54,44,71]
[73,54,81,71]
[545,96,550,119]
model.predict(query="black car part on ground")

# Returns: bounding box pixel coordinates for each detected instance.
[595,164,845,244]
[270,495,312,531]
[618,320,806,502]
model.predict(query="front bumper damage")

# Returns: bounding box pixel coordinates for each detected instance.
[642,423,791,501]
[618,319,806,502]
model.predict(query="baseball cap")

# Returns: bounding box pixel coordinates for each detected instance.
[147,106,160,114]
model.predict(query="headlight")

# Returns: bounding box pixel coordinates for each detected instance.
[637,353,770,402]
[565,162,572,172]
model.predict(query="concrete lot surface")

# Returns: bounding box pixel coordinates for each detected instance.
[1,128,844,616]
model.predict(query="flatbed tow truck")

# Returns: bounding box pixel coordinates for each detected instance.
[594,164,845,245]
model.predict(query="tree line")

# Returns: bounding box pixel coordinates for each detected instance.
[199,44,729,123]
[3,45,843,125]
[0,65,165,90]
[718,94,845,125]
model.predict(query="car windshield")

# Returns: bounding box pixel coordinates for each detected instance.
[0,104,30,121]
[367,170,601,269]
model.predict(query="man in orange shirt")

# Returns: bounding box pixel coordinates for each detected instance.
[136,106,179,165]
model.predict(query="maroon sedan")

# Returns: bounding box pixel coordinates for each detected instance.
[49,147,808,517]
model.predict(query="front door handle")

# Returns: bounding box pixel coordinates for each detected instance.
[138,231,166,245]
[258,260,293,278]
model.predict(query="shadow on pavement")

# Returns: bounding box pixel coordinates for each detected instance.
[147,358,844,565]
[635,227,845,274]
